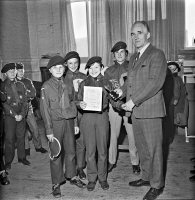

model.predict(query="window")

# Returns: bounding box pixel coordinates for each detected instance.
[71,0,90,73]
[185,0,195,48]
[71,0,90,57]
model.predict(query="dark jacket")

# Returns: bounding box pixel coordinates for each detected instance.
[0,78,28,118]
[77,74,111,112]
[40,76,77,135]
[16,77,36,113]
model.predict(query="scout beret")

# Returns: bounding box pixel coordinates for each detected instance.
[64,51,80,62]
[16,63,24,69]
[111,41,127,53]
[85,56,102,69]
[1,63,16,73]
[47,55,65,69]
[167,61,181,72]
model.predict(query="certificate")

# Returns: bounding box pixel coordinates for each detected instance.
[83,86,102,111]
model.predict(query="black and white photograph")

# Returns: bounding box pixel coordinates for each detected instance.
[0,0,195,199]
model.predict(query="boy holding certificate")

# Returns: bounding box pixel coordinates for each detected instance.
[77,56,111,191]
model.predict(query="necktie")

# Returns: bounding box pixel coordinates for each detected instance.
[133,52,140,67]
[11,81,20,105]
[58,80,70,110]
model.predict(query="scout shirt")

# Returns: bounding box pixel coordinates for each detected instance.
[64,69,86,99]
[64,69,86,125]
[104,60,129,90]
[16,77,36,114]
[40,76,77,136]
[0,78,28,118]
[77,74,117,113]
[104,60,129,115]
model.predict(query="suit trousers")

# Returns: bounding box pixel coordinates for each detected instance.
[108,105,139,165]
[50,119,76,185]
[25,111,42,149]
[4,116,26,166]
[80,112,109,183]
[132,114,164,189]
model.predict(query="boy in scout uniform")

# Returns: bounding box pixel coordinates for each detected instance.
[77,56,112,191]
[104,41,140,174]
[40,56,86,198]
[0,63,29,170]
[64,51,87,180]
[16,63,47,156]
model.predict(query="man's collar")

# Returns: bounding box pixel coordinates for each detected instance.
[138,43,150,57]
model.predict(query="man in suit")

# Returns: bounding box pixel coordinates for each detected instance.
[118,21,167,200]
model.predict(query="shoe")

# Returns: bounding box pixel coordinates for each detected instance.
[108,163,116,173]
[35,147,47,153]
[99,181,109,190]
[52,184,61,198]
[87,182,96,191]
[189,175,195,182]
[18,158,30,166]
[132,165,141,174]
[25,148,30,156]
[0,171,10,185]
[143,187,164,200]
[190,170,195,174]
[70,177,86,188]
[77,168,86,180]
[129,179,150,187]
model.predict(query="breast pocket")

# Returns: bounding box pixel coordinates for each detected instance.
[50,98,59,109]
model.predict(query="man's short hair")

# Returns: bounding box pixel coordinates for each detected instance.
[132,21,150,32]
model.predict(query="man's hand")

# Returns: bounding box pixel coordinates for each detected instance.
[47,134,54,142]
[74,126,79,135]
[121,99,135,111]
[80,101,87,110]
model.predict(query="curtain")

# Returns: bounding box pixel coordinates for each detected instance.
[59,0,76,56]
[90,0,112,66]
[89,0,185,65]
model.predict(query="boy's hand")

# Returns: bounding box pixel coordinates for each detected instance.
[74,126,79,135]
[173,99,178,105]
[101,66,109,75]
[114,88,123,97]
[80,101,87,110]
[15,115,22,121]
[47,134,54,142]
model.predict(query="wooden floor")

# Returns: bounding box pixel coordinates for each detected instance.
[0,126,195,200]
[1,84,195,200]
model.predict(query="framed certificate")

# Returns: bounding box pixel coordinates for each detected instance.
[83,86,102,111]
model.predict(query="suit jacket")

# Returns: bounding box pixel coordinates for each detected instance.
[126,44,167,118]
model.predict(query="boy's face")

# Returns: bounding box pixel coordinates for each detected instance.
[88,62,101,78]
[17,69,25,79]
[168,65,178,74]
[49,64,65,78]
[114,49,126,64]
[6,69,17,80]
[67,58,79,72]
